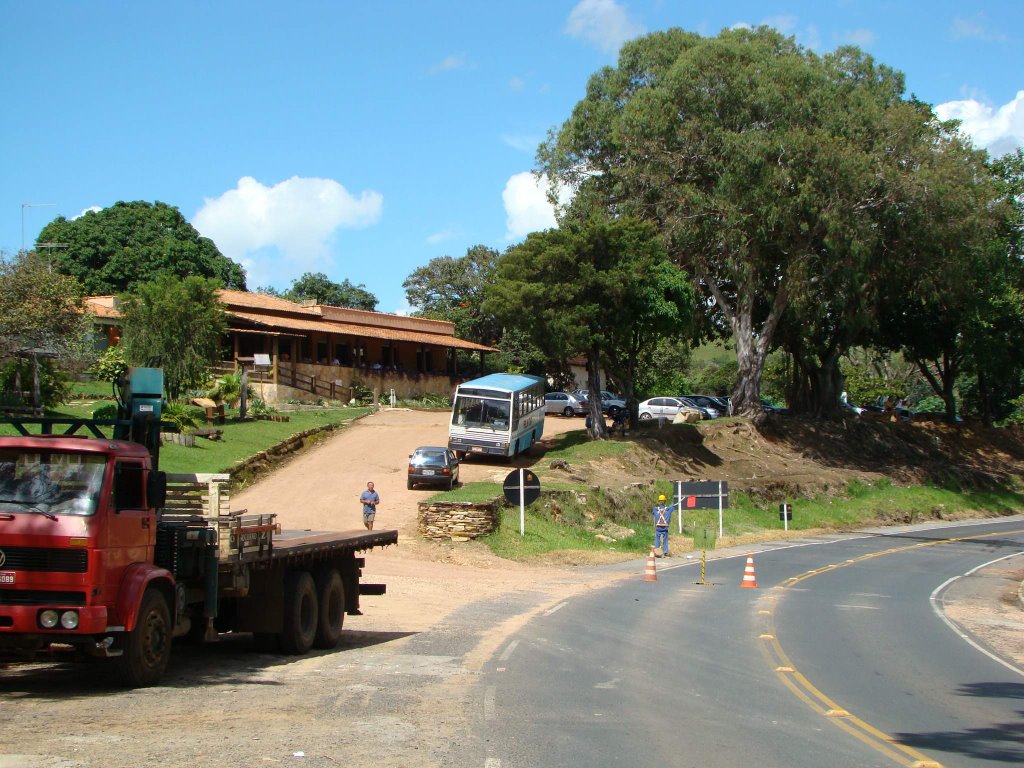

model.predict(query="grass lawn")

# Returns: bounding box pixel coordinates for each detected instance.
[428,436,1024,563]
[0,400,370,475]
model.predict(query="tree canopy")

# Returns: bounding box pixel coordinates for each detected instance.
[37,201,246,295]
[403,245,501,344]
[117,275,227,400]
[259,272,378,311]
[0,250,88,360]
[538,27,980,417]
[485,217,694,433]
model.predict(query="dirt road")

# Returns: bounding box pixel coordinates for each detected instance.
[0,409,618,768]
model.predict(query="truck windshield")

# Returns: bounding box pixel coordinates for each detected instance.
[0,450,107,516]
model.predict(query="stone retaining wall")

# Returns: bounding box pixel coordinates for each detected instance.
[417,500,500,541]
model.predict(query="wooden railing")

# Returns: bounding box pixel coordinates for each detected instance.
[277,364,350,400]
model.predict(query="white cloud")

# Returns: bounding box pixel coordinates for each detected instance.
[951,14,1007,42]
[508,76,526,92]
[501,133,541,154]
[565,0,645,53]
[730,22,753,31]
[426,229,458,245]
[841,28,875,47]
[762,15,798,34]
[430,54,466,74]
[72,206,102,220]
[502,172,572,241]
[935,90,1024,157]
[193,176,383,287]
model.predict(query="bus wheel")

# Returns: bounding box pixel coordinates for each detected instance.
[313,568,345,649]
[281,571,319,655]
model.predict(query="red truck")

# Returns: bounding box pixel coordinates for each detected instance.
[0,368,396,686]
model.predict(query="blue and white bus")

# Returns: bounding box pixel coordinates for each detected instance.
[448,373,545,459]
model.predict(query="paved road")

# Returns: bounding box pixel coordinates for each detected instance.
[450,519,1024,768]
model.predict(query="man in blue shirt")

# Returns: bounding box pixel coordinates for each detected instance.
[359,481,380,531]
[652,494,676,557]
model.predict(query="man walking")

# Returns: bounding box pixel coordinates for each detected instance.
[652,493,676,557]
[359,481,380,531]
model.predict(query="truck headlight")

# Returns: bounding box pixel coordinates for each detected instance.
[60,611,80,630]
[39,610,59,629]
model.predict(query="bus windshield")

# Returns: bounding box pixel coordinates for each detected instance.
[0,450,107,516]
[452,396,511,429]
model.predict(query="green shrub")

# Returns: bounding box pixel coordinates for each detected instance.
[89,345,128,383]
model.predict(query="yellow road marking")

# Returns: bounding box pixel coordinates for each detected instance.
[759,527,1024,767]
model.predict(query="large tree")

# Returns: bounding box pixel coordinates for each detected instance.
[117,275,227,400]
[37,201,246,294]
[485,217,694,435]
[278,272,378,310]
[0,250,91,407]
[403,245,501,344]
[538,27,951,416]
[873,132,1008,423]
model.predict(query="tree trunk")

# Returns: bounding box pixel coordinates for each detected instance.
[798,348,844,419]
[942,349,958,425]
[978,368,992,427]
[731,309,769,416]
[31,353,41,413]
[585,351,606,439]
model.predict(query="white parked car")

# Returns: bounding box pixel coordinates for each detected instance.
[638,396,691,421]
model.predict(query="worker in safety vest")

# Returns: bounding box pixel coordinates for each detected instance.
[652,494,677,557]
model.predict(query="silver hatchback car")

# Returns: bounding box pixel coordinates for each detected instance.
[544,391,588,417]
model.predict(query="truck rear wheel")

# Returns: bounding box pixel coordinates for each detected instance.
[280,570,318,655]
[313,568,345,649]
[114,588,171,687]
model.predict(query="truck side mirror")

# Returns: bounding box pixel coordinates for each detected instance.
[147,470,167,509]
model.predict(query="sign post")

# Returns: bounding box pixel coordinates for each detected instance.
[503,469,541,537]
[779,502,792,532]
[675,480,683,534]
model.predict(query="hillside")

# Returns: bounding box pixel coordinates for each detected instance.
[548,414,1024,506]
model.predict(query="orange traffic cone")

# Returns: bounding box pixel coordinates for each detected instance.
[643,547,658,582]
[740,554,758,588]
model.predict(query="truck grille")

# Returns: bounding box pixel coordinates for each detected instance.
[0,589,87,606]
[0,547,88,573]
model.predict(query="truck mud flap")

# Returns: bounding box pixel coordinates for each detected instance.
[359,583,386,596]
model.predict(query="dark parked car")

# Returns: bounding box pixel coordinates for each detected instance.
[679,397,729,421]
[677,395,722,419]
[408,446,460,490]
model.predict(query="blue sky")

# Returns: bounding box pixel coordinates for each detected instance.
[3,1,1022,314]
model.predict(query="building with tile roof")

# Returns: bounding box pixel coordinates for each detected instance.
[86,290,496,403]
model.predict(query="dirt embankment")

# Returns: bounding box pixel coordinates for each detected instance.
[550,414,1024,503]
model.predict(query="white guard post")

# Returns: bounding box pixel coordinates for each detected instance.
[519,468,526,537]
[718,481,724,539]
[676,480,683,534]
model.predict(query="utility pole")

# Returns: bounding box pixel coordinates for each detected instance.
[21,203,56,251]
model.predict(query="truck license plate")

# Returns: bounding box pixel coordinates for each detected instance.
[0,572,14,585]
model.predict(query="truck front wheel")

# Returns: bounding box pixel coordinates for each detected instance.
[313,568,345,649]
[281,571,319,655]
[114,588,172,687]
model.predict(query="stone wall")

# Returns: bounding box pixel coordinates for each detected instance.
[417,499,500,541]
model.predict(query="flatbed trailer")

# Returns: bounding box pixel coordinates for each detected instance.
[0,368,395,686]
